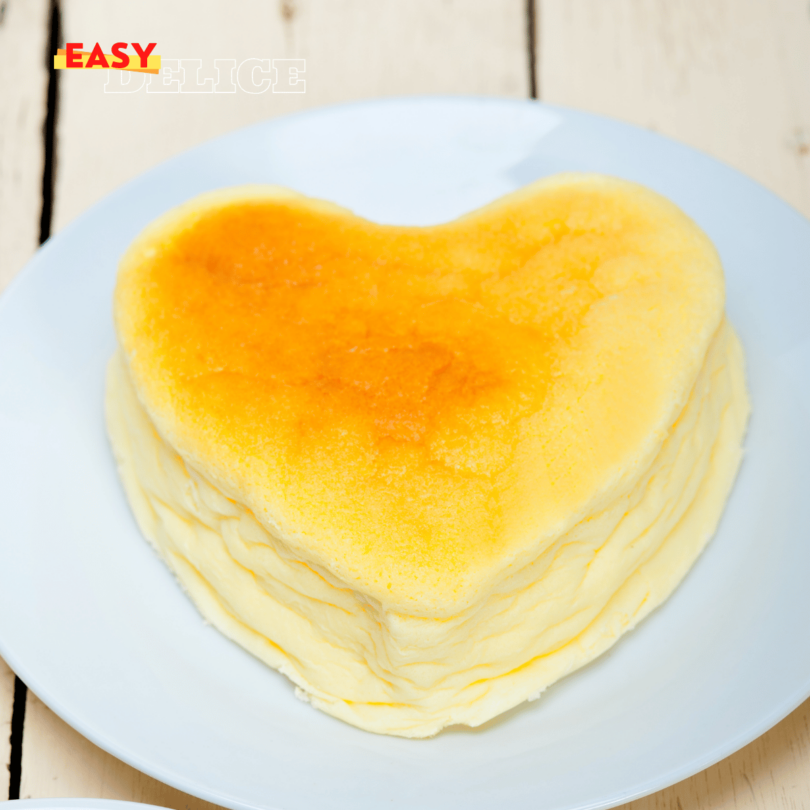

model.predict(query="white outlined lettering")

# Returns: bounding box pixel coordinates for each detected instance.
[237,58,272,94]
[101,59,306,93]
[272,59,306,93]
[213,59,237,93]
[179,59,215,93]
[147,59,183,93]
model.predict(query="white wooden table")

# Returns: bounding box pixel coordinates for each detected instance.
[2,1,809,807]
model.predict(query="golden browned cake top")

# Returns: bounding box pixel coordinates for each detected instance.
[114,176,724,612]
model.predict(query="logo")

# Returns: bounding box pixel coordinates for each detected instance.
[105,59,306,94]
[53,44,305,94]
[54,43,160,73]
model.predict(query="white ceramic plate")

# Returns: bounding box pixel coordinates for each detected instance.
[6,801,169,810]
[1,98,809,810]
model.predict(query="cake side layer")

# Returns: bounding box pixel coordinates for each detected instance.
[105,319,748,737]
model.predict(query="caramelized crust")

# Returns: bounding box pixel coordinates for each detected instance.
[114,176,725,611]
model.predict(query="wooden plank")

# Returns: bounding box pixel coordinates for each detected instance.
[0,0,50,291]
[538,2,810,807]
[20,0,528,803]
[51,0,529,232]
[0,657,15,799]
[538,0,810,218]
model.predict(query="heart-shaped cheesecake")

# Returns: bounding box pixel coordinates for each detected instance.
[107,174,749,737]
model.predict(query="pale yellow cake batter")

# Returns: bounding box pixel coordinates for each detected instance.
[106,174,749,737]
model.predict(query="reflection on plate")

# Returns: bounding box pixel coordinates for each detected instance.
[0,98,809,810]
